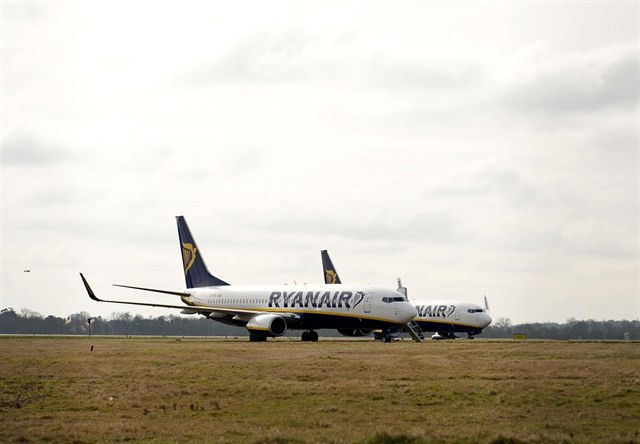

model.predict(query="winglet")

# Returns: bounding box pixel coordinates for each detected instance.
[80,273,101,302]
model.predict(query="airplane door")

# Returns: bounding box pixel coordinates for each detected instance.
[454,306,460,321]
[364,293,373,313]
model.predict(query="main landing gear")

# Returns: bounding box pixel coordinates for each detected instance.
[249,334,267,342]
[374,331,394,343]
[301,331,319,342]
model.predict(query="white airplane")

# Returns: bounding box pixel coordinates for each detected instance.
[411,294,492,340]
[321,250,492,340]
[80,216,417,342]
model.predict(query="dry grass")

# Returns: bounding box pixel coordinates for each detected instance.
[0,337,638,443]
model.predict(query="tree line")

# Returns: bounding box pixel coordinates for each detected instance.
[0,308,247,337]
[482,317,640,340]
[1,308,639,339]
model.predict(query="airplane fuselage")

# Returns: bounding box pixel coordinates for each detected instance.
[411,299,492,335]
[184,284,416,331]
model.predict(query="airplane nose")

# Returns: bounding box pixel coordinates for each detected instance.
[481,314,492,328]
[400,303,418,323]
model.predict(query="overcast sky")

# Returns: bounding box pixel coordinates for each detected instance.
[2,1,638,324]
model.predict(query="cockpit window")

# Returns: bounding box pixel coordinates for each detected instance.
[382,297,407,303]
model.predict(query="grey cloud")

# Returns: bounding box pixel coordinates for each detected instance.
[183,29,313,85]
[560,218,636,258]
[117,145,177,172]
[25,187,79,208]
[2,133,69,166]
[367,55,485,91]
[3,2,47,22]
[181,28,486,91]
[433,163,543,207]
[222,145,263,176]
[268,210,458,243]
[503,47,639,114]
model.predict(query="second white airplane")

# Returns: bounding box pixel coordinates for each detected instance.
[81,216,417,342]
[321,250,492,340]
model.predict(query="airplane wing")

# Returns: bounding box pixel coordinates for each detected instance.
[80,273,299,319]
[112,284,189,297]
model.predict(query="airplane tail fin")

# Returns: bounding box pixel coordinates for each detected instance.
[176,216,229,288]
[321,250,341,284]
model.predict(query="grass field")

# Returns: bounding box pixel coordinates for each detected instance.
[0,337,638,443]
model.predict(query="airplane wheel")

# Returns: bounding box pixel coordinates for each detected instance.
[310,331,319,342]
[384,336,392,343]
[301,331,310,342]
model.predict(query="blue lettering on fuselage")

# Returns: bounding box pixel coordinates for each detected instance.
[268,290,356,309]
[339,291,352,308]
[416,304,457,318]
[291,292,303,307]
[318,291,331,308]
[269,292,281,308]
[304,291,319,308]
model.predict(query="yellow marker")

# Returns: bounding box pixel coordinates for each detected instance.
[182,242,197,274]
[325,269,337,284]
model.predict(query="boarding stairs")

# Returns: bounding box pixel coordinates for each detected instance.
[403,321,424,342]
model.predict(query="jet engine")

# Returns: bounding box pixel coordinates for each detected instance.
[246,314,287,337]
[337,328,373,337]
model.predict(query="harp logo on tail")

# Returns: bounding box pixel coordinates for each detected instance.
[182,243,197,274]
[325,269,338,284]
